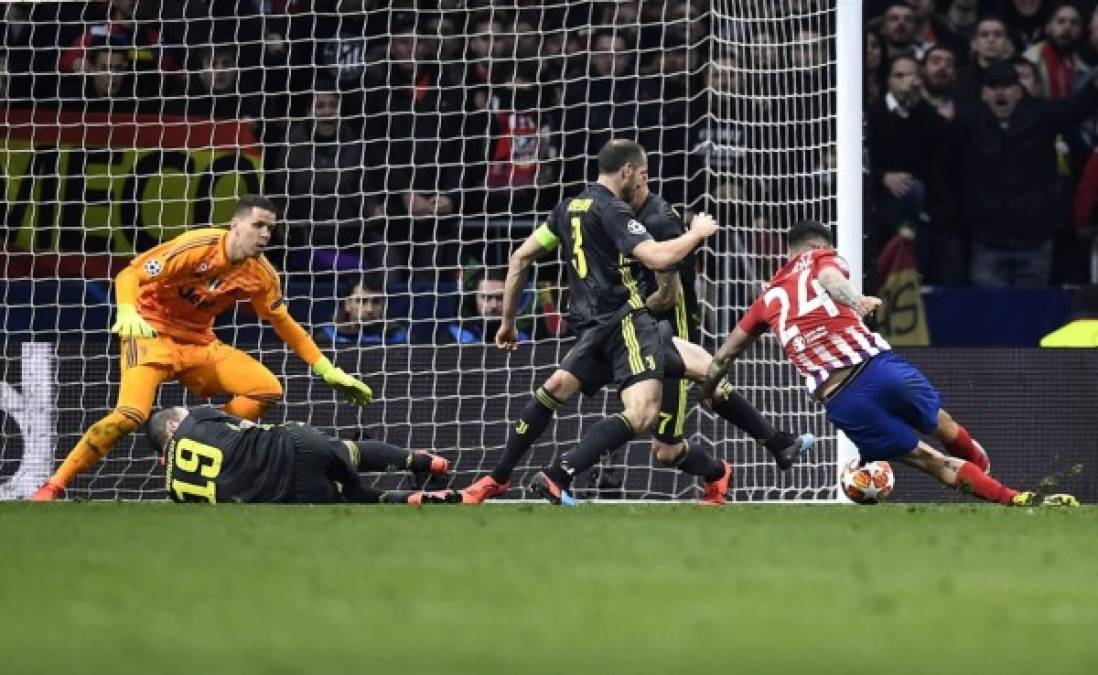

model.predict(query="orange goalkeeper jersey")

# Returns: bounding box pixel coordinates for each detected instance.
[124,228,290,346]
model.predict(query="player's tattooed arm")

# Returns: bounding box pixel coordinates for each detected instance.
[817,267,883,317]
[699,327,759,405]
[646,270,681,312]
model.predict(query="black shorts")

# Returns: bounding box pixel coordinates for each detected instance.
[287,425,358,504]
[572,320,691,444]
[561,308,664,394]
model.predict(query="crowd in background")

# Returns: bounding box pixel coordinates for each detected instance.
[7,1,1091,345]
[865,0,1098,286]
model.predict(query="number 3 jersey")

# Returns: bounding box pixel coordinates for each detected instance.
[738,248,891,394]
[165,406,295,503]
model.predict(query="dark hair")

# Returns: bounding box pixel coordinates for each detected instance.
[974,14,1008,32]
[1048,1,1082,20]
[786,220,833,248]
[234,194,278,218]
[477,266,507,285]
[921,43,956,64]
[147,407,187,456]
[351,270,385,295]
[597,139,646,174]
[887,52,919,73]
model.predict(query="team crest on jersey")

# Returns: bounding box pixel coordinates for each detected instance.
[627,219,648,235]
[144,259,163,277]
[791,335,807,353]
[196,262,209,274]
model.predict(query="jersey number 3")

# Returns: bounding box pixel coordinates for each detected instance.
[763,269,839,346]
[171,438,224,503]
[570,216,588,278]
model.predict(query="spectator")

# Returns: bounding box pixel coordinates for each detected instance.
[1013,54,1043,95]
[456,12,513,113]
[315,273,408,346]
[445,267,529,344]
[270,87,387,275]
[907,0,969,64]
[59,0,182,98]
[922,44,960,120]
[868,55,951,246]
[363,19,462,277]
[878,2,920,58]
[63,43,136,112]
[1081,5,1098,66]
[1005,0,1050,48]
[956,15,1013,101]
[173,45,262,121]
[1023,2,1089,99]
[461,61,561,217]
[942,0,981,42]
[866,29,888,107]
[953,60,1098,286]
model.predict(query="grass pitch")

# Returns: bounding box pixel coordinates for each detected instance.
[1,502,1096,675]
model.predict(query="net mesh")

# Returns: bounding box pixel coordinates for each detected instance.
[0,1,839,502]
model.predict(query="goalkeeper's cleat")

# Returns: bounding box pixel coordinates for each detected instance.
[771,432,815,471]
[414,451,450,477]
[700,461,733,505]
[529,471,577,506]
[30,481,64,502]
[407,489,463,505]
[1042,493,1080,508]
[460,475,511,504]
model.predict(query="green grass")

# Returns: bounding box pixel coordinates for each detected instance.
[1,503,1096,675]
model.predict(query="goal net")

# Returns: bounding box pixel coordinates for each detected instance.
[0,1,843,502]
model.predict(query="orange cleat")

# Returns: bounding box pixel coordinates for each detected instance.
[700,461,733,506]
[414,451,450,476]
[460,475,511,504]
[30,482,64,502]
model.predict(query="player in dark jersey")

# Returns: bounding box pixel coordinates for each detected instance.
[146,406,459,504]
[461,169,812,505]
[699,220,1079,508]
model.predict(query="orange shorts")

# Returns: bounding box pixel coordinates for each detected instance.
[120,334,282,399]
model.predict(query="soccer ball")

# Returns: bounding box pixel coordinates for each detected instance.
[840,460,895,505]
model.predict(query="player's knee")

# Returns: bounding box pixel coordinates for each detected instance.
[543,370,580,400]
[623,402,659,433]
[652,441,685,466]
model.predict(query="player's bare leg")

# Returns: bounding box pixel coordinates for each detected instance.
[32,363,171,501]
[673,337,814,470]
[531,378,660,505]
[930,409,990,473]
[897,442,1077,506]
[463,368,582,503]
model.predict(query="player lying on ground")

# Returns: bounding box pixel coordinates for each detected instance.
[464,175,813,505]
[699,220,1079,508]
[147,406,457,504]
[32,195,372,501]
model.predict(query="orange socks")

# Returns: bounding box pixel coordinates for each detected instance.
[50,409,144,488]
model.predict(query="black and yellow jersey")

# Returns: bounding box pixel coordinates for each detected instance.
[540,183,653,330]
[164,406,296,504]
[635,193,700,342]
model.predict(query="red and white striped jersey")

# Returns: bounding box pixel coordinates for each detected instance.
[738,247,891,393]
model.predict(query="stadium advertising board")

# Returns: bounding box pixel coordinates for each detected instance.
[0,108,261,255]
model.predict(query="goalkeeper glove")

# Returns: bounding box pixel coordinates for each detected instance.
[312,356,373,406]
[111,303,157,338]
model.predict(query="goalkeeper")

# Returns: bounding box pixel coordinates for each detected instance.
[32,195,372,501]
[147,406,457,505]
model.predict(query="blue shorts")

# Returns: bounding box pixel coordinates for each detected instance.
[823,351,941,461]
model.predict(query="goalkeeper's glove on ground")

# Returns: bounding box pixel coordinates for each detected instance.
[312,356,373,406]
[111,303,157,338]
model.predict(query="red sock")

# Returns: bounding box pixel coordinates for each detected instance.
[945,425,988,471]
[954,462,1017,505]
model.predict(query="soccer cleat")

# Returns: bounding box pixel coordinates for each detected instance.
[700,461,733,505]
[407,489,463,505]
[1010,491,1038,507]
[528,471,577,506]
[1042,493,1080,508]
[30,482,64,502]
[414,450,450,476]
[460,475,511,504]
[771,433,816,471]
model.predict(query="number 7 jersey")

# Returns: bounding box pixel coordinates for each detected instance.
[738,248,891,394]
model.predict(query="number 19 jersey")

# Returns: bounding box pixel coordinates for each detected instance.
[738,248,891,394]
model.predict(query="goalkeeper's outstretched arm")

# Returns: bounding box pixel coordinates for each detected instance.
[497,225,557,351]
